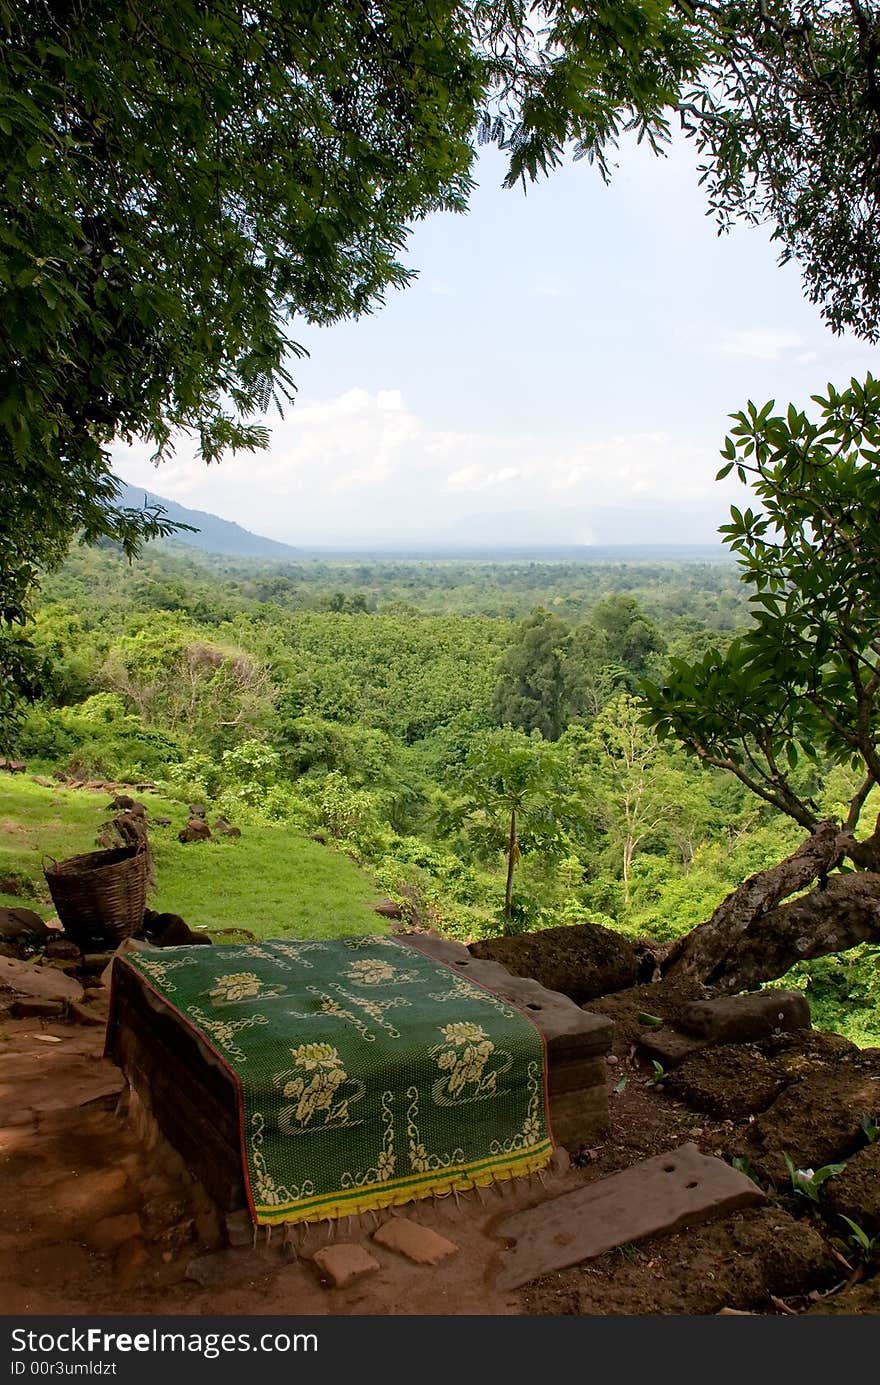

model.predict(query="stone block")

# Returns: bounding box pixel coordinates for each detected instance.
[549,1084,609,1150]
[313,1243,380,1288]
[678,991,811,1044]
[373,1216,457,1265]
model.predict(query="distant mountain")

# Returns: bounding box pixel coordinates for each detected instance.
[114,478,300,558]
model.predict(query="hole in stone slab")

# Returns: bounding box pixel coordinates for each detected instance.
[663,1163,676,1172]
[686,1180,698,1189]
[526,1003,541,1011]
[454,960,469,966]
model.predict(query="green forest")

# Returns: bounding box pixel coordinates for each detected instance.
[8,538,876,1046]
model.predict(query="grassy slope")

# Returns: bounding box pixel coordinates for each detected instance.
[0,776,383,940]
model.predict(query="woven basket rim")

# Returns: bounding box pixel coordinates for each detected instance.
[44,845,144,877]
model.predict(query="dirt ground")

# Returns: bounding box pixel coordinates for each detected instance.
[2,995,877,1317]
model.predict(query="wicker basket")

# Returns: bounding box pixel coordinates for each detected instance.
[44,845,148,948]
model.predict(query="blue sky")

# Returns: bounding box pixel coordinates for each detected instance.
[115,136,878,547]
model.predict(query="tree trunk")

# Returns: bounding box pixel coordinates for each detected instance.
[674,871,880,993]
[660,819,846,986]
[504,805,517,919]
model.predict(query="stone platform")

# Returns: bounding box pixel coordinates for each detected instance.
[107,934,613,1216]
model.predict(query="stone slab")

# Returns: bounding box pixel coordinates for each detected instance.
[678,991,811,1044]
[313,1243,380,1288]
[0,954,83,1003]
[372,1216,457,1265]
[636,1026,709,1069]
[396,933,613,1059]
[492,1142,764,1290]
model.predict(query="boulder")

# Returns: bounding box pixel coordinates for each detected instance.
[0,954,83,1003]
[373,898,403,920]
[824,1141,880,1234]
[469,921,639,1004]
[108,794,135,811]
[212,817,241,839]
[142,910,211,947]
[45,937,83,963]
[0,906,50,951]
[178,818,211,844]
[188,802,207,820]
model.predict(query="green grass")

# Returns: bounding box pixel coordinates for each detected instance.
[0,775,384,939]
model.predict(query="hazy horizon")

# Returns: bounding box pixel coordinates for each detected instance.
[114,137,878,548]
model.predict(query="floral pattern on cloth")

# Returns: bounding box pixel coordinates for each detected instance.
[117,936,552,1225]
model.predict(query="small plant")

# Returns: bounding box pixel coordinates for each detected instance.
[783,1153,845,1204]
[731,1155,762,1187]
[614,1242,641,1263]
[637,1012,663,1027]
[839,1216,880,1265]
[862,1115,879,1144]
[613,1075,628,1095]
[646,1059,668,1086]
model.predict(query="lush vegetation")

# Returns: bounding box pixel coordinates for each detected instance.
[7,0,880,739]
[3,540,875,1045]
[0,775,380,939]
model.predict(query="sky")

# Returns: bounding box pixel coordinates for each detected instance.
[114,137,879,549]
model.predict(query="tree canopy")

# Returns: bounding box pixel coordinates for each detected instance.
[643,374,880,871]
[6,0,880,681]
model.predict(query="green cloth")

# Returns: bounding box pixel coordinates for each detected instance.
[121,935,552,1223]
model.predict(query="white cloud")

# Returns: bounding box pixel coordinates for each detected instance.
[717,328,805,361]
[112,388,730,545]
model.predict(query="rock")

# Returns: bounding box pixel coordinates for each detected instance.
[667,1045,791,1119]
[128,802,147,818]
[493,1143,764,1291]
[678,991,811,1044]
[68,1000,105,1027]
[188,803,207,820]
[313,1243,380,1288]
[3,760,26,773]
[372,1217,458,1266]
[153,816,172,827]
[636,1027,708,1070]
[108,795,135,811]
[0,940,28,960]
[0,954,83,1003]
[84,1213,142,1253]
[736,1069,880,1186]
[824,1142,880,1234]
[45,937,83,963]
[373,898,404,920]
[224,1209,254,1248]
[10,997,65,1019]
[469,921,638,1004]
[0,906,50,949]
[143,909,211,947]
[179,818,211,844]
[550,1146,571,1174]
[31,776,55,788]
[212,818,241,839]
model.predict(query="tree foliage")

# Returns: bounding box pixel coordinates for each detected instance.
[643,374,880,868]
